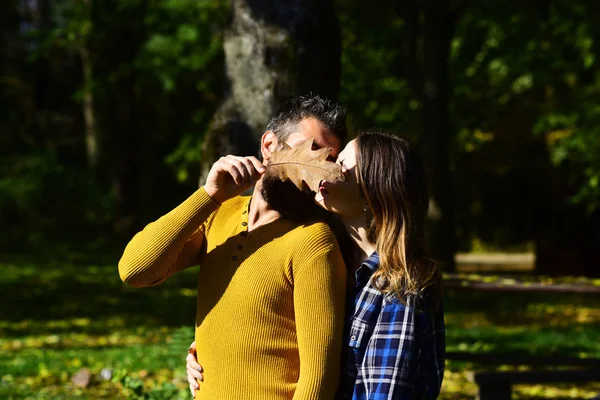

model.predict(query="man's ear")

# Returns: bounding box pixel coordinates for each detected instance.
[260,131,279,162]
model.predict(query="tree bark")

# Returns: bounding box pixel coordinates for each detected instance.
[94,0,148,237]
[397,0,459,271]
[420,0,458,271]
[80,46,98,168]
[200,0,342,182]
[30,0,52,138]
[534,206,600,277]
[79,0,98,169]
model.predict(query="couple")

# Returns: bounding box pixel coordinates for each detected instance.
[118,95,445,399]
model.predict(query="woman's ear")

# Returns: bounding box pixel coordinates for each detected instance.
[260,131,278,162]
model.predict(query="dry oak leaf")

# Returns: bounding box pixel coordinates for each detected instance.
[266,139,344,192]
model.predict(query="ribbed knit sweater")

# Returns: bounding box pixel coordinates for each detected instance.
[118,187,347,400]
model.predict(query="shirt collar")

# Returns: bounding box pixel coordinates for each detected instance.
[362,251,380,272]
[355,251,380,287]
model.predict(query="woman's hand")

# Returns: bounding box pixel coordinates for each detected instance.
[186,341,204,397]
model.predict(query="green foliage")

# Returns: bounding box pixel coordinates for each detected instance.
[136,0,228,185]
[3,0,600,256]
[335,0,598,254]
[337,0,417,137]
[112,369,187,400]
[138,0,226,92]
[534,107,600,212]
[0,151,114,249]
[451,1,600,212]
[0,0,229,247]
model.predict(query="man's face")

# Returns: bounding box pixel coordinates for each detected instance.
[282,117,342,160]
[260,117,343,221]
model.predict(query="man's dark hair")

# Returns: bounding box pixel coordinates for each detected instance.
[266,94,347,143]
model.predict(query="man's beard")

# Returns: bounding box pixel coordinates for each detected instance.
[259,169,322,222]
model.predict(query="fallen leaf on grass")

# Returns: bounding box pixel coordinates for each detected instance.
[266,139,344,192]
[71,368,91,388]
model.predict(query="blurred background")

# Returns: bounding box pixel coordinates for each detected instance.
[1,0,600,399]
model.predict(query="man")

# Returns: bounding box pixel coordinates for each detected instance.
[118,95,348,399]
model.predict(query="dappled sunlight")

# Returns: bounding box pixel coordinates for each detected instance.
[441,285,600,399]
[1,257,198,398]
[1,327,170,351]
[444,272,600,287]
[4,0,600,398]
[440,364,600,400]
[513,383,600,399]
[3,257,600,399]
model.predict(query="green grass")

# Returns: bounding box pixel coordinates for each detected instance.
[1,257,198,399]
[1,256,600,399]
[443,289,600,399]
[445,289,600,357]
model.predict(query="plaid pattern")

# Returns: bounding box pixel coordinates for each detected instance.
[341,252,445,400]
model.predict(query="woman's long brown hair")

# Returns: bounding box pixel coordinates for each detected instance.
[356,131,440,306]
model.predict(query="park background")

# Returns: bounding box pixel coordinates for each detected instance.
[1,0,600,399]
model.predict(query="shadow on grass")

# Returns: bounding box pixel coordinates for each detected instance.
[3,255,600,360]
[446,322,600,357]
[444,288,600,358]
[444,288,600,313]
[1,256,199,336]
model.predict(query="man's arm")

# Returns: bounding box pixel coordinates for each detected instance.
[292,229,347,400]
[118,187,219,287]
[118,155,265,287]
[359,296,445,400]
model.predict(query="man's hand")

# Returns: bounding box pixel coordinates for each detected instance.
[186,341,203,397]
[204,155,266,204]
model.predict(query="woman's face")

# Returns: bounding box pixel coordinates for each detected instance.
[314,139,366,217]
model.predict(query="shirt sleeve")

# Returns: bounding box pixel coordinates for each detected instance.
[292,233,347,400]
[118,187,220,287]
[426,306,446,398]
[358,296,445,400]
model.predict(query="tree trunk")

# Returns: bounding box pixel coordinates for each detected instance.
[200,0,341,182]
[397,0,459,271]
[80,0,98,169]
[112,77,140,237]
[420,0,458,271]
[30,0,52,138]
[94,0,148,237]
[80,47,98,168]
[534,199,600,277]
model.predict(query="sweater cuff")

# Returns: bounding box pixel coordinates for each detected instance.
[170,187,221,228]
[187,187,221,215]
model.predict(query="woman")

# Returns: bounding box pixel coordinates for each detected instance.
[187,131,446,399]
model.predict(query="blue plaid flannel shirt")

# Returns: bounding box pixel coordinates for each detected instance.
[340,252,446,400]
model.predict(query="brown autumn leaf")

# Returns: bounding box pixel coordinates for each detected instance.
[266,139,344,192]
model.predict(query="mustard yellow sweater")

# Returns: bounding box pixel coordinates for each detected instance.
[118,188,347,400]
